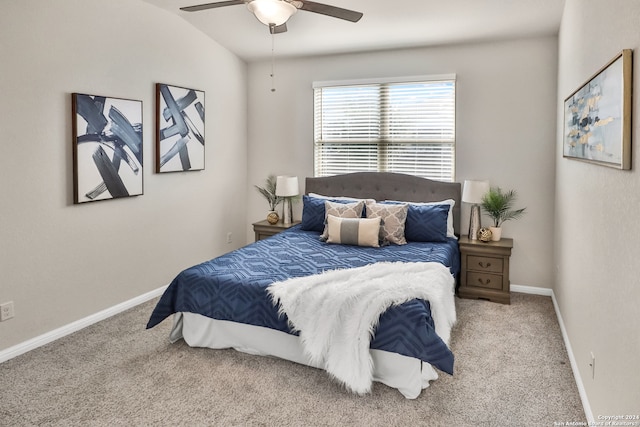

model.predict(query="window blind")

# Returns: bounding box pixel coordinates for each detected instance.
[313,77,456,181]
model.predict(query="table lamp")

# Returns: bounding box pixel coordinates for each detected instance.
[462,180,490,240]
[276,175,299,224]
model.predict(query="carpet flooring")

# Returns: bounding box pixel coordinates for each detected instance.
[0,293,586,426]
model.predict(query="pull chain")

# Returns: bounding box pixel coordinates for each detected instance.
[270,30,276,92]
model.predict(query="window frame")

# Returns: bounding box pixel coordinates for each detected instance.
[312,74,456,182]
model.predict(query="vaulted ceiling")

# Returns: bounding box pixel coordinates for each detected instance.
[142,0,565,62]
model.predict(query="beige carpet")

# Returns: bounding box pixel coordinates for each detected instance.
[0,293,586,426]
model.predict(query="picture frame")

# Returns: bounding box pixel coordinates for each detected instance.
[156,83,205,173]
[563,49,632,170]
[72,93,144,204]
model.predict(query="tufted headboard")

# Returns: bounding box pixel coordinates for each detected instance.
[305,172,462,236]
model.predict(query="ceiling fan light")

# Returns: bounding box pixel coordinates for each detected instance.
[247,0,297,26]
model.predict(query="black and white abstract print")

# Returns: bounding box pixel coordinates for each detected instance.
[72,94,143,204]
[156,84,205,173]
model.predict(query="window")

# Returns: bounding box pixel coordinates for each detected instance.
[313,75,456,182]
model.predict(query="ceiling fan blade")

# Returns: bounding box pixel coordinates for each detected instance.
[180,0,245,12]
[269,23,288,34]
[299,1,363,22]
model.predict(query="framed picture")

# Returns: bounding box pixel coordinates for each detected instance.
[72,93,143,204]
[156,83,205,173]
[563,49,632,169]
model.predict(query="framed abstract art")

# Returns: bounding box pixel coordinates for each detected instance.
[563,49,632,169]
[156,83,205,173]
[72,93,143,203]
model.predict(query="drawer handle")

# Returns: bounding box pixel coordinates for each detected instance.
[478,262,492,269]
[477,278,491,286]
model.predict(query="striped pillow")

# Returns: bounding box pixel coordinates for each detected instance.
[325,215,381,247]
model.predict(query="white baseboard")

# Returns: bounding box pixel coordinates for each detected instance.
[510,283,553,296]
[0,285,167,364]
[511,283,593,423]
[549,290,594,423]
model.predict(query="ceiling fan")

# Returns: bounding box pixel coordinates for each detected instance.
[180,0,363,34]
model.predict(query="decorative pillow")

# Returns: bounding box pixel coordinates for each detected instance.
[385,199,456,239]
[325,215,381,247]
[301,195,359,232]
[402,203,450,242]
[308,193,375,217]
[364,201,408,245]
[320,200,366,240]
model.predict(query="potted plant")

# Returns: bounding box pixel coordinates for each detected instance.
[255,175,283,224]
[480,187,526,241]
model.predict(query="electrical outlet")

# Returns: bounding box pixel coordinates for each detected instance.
[226,232,233,244]
[589,352,596,379]
[0,301,15,321]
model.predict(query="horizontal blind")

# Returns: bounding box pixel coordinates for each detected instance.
[314,78,455,181]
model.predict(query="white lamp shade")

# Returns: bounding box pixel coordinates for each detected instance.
[275,175,299,197]
[247,0,297,26]
[462,180,490,204]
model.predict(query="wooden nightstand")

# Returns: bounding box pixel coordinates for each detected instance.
[458,236,513,304]
[252,220,300,241]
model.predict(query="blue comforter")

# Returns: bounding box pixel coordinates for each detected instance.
[147,225,460,375]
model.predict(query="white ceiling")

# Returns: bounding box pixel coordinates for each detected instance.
[142,0,565,62]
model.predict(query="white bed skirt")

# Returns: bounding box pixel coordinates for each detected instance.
[169,312,439,399]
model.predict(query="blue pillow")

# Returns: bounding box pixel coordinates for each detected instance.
[383,202,449,242]
[300,195,359,232]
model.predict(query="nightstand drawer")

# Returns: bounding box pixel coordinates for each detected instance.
[467,255,503,274]
[466,271,503,290]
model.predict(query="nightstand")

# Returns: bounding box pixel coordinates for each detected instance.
[252,220,300,241]
[458,236,513,304]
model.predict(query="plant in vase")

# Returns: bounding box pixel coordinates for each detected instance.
[255,175,283,224]
[480,187,526,241]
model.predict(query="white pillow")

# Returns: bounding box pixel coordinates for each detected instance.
[385,199,456,239]
[308,193,371,202]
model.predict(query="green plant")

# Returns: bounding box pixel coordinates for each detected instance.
[254,175,283,211]
[481,187,526,227]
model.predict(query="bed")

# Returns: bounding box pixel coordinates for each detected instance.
[147,172,461,399]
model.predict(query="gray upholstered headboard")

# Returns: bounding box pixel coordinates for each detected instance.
[305,172,462,236]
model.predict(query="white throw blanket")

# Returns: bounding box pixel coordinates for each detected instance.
[267,261,456,395]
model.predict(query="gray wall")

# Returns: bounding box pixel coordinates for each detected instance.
[0,0,248,351]
[556,0,640,416]
[246,36,559,290]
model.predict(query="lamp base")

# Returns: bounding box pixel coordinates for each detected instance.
[468,204,481,240]
[282,198,293,224]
